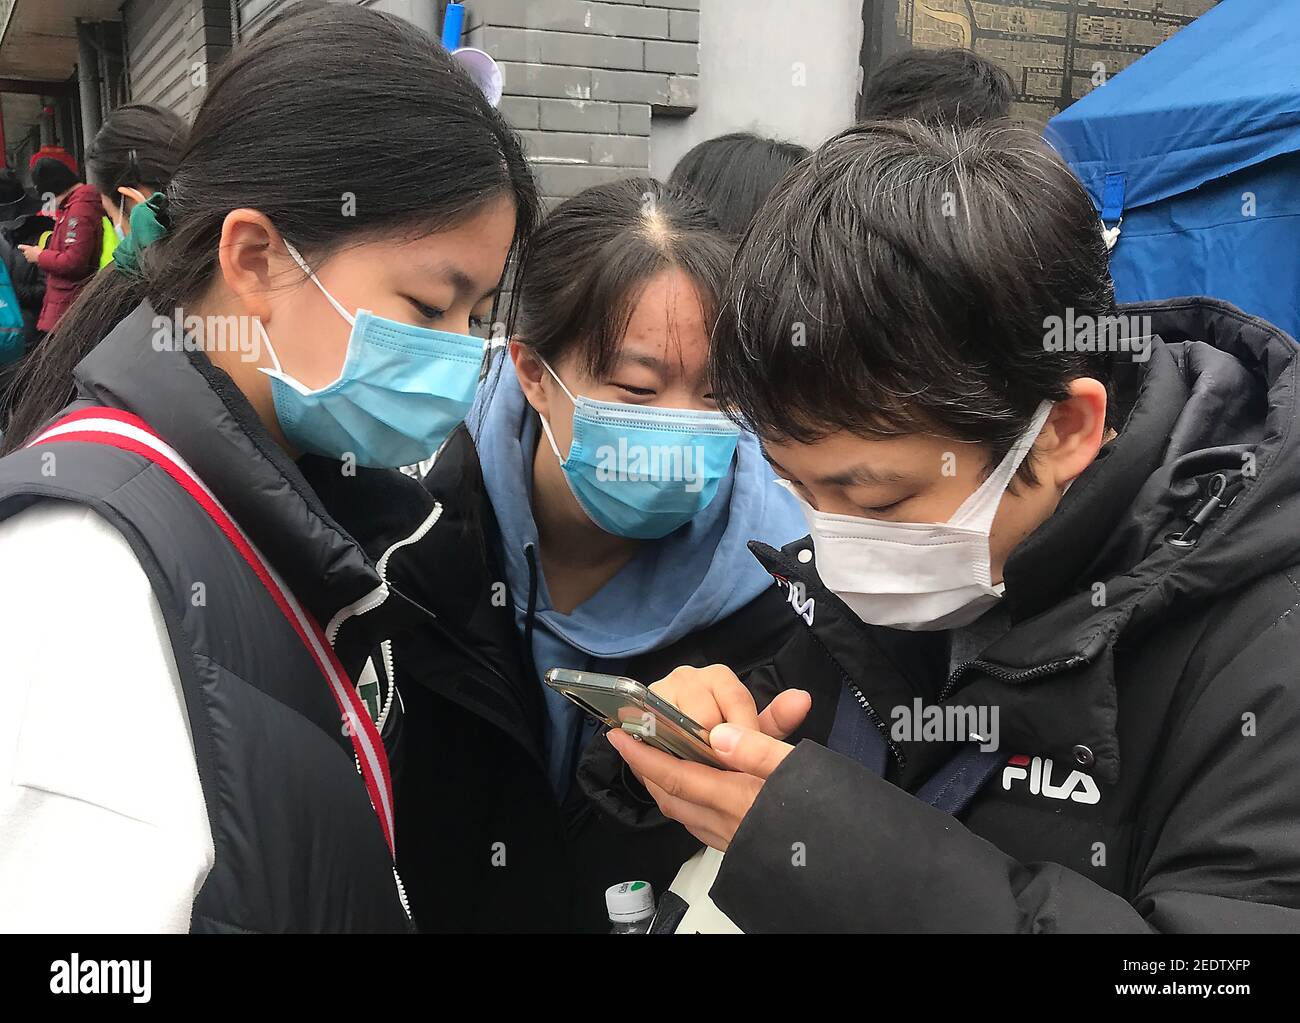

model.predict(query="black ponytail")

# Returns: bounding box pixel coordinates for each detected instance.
[3,0,538,454]
[85,102,189,201]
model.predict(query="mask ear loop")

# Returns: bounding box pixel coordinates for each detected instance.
[534,355,579,464]
[260,239,357,394]
[283,239,356,327]
[253,316,282,375]
[256,238,346,387]
[949,400,1055,530]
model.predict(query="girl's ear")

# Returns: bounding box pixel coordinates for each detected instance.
[117,185,149,207]
[510,338,550,418]
[217,208,283,324]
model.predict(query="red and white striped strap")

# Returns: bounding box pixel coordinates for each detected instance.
[28,406,396,859]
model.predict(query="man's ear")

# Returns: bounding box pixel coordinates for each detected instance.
[217,208,284,325]
[1041,378,1108,488]
[510,338,550,419]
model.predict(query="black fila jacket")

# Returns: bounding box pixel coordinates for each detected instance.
[0,302,416,933]
[593,297,1300,933]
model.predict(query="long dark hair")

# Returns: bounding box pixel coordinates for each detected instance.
[4,0,538,453]
[667,132,808,242]
[515,177,733,380]
[85,102,189,201]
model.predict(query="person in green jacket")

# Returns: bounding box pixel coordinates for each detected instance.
[86,103,189,265]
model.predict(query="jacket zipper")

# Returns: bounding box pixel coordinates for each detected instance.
[940,655,1085,703]
[322,501,444,924]
[843,659,1080,771]
[844,677,905,766]
[770,552,908,766]
[392,867,412,920]
[323,501,445,646]
[376,639,398,731]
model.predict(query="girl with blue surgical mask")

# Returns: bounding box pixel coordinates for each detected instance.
[379,179,808,933]
[0,1,537,932]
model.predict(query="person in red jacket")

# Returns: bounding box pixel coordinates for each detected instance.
[17,158,103,334]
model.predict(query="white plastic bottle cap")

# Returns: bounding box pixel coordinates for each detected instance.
[605,881,655,923]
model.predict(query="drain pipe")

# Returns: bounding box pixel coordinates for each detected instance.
[75,20,102,147]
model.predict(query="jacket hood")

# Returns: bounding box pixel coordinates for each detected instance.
[996,295,1300,661]
[752,296,1300,784]
[466,352,806,660]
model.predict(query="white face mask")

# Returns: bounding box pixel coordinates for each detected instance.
[780,401,1054,632]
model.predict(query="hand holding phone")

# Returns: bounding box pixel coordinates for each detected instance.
[543,668,725,767]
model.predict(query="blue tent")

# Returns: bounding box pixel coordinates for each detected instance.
[1046,0,1300,341]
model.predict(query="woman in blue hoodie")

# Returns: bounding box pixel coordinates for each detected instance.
[363,179,808,932]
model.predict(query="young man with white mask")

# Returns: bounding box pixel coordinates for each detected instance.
[608,120,1300,933]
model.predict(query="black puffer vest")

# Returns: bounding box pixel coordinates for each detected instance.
[0,302,417,933]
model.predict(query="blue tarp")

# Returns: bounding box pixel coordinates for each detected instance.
[1046,0,1300,341]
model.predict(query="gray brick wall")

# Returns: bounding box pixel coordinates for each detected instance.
[465,0,701,207]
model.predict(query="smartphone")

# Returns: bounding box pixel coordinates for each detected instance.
[543,668,724,768]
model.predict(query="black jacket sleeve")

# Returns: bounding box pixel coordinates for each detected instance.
[0,230,45,311]
[709,610,1300,933]
[710,741,1148,933]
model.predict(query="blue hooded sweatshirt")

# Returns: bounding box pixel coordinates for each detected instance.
[466,354,807,799]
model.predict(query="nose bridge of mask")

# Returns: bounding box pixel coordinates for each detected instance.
[947,401,1055,532]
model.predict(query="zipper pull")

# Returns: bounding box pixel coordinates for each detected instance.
[1166,473,1228,549]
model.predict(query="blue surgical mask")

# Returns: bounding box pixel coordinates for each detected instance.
[259,240,486,468]
[536,358,740,540]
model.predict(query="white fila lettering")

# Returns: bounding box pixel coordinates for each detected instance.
[774,575,814,626]
[49,955,151,1003]
[1001,754,1101,805]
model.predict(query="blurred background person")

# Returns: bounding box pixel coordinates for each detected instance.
[860,47,1014,127]
[87,103,189,253]
[18,158,104,338]
[0,170,52,424]
[668,132,808,241]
